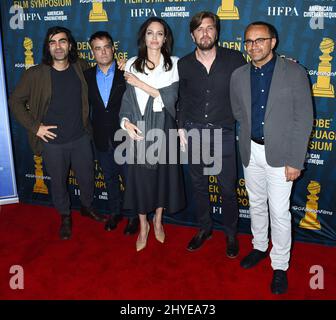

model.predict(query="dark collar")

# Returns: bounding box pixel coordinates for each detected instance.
[251,54,277,73]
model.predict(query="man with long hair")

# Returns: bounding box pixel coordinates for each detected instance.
[9,26,105,240]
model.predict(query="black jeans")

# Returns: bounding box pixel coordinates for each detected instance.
[96,144,135,218]
[185,121,239,236]
[42,134,94,216]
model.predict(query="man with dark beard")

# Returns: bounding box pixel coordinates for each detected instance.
[177,12,246,257]
[9,26,105,240]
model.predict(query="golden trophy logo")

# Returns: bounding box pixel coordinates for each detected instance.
[23,37,34,69]
[89,0,108,22]
[32,155,49,194]
[299,181,321,230]
[217,0,240,20]
[24,38,49,195]
[312,38,335,98]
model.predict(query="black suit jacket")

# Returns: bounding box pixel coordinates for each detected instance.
[84,65,126,151]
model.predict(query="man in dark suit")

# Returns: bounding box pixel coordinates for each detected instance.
[85,31,139,234]
[230,22,313,294]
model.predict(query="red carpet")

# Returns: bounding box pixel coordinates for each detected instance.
[0,203,335,300]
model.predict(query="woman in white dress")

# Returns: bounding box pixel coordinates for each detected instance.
[119,17,185,252]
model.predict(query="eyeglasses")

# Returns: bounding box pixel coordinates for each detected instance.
[243,37,273,47]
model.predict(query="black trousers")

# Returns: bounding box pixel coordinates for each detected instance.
[42,134,94,216]
[96,144,136,218]
[185,121,239,236]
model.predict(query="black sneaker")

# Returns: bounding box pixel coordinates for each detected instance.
[240,249,268,269]
[271,270,288,294]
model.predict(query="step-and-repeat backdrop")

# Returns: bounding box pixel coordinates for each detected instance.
[0,31,18,205]
[0,0,335,245]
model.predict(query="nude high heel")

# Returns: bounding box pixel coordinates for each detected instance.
[153,215,165,243]
[136,222,150,252]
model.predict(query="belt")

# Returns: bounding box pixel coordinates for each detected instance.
[251,137,264,145]
[185,121,234,130]
[185,121,217,128]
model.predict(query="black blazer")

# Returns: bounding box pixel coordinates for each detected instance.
[84,65,126,151]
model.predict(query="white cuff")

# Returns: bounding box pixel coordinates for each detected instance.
[120,117,130,130]
[153,95,164,112]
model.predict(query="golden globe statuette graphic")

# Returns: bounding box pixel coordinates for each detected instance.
[33,155,48,194]
[299,181,321,230]
[89,0,108,22]
[217,0,239,20]
[23,38,49,195]
[312,38,335,98]
[23,37,34,69]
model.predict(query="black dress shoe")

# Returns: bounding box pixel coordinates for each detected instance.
[80,206,106,222]
[271,270,288,294]
[124,217,139,235]
[240,249,268,269]
[104,215,122,231]
[59,215,72,240]
[187,230,212,252]
[226,235,239,258]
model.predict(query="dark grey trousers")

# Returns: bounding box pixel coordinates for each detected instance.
[185,121,239,236]
[42,134,94,216]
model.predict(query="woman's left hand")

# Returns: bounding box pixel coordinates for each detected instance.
[124,71,141,88]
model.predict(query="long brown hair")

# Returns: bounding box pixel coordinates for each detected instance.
[132,17,173,74]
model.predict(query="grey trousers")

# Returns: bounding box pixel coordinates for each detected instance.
[42,134,94,216]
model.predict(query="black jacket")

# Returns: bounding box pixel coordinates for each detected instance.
[84,65,126,151]
[9,59,90,155]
